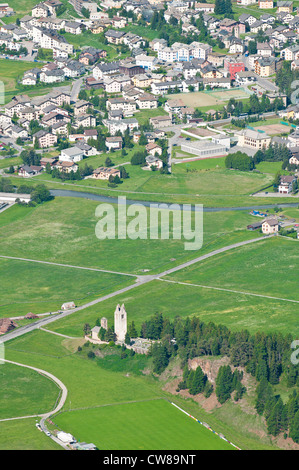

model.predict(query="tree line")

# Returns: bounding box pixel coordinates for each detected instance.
[139,313,299,442]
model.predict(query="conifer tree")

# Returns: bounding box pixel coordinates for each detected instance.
[189,366,206,395]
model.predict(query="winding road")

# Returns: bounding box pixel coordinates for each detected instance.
[0,359,69,449]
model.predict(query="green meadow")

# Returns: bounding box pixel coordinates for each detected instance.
[0,197,261,277]
[53,399,234,450]
[0,257,134,318]
[32,159,274,205]
[0,419,61,450]
[0,59,41,95]
[165,236,299,303]
[0,362,59,419]
[4,331,278,450]
[47,275,299,338]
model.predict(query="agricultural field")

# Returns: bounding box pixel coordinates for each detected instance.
[0,257,134,318]
[0,362,59,419]
[53,399,234,450]
[47,270,299,339]
[0,419,61,450]
[165,236,299,305]
[0,197,262,275]
[4,331,279,450]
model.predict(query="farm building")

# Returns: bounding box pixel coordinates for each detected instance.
[0,318,18,335]
[247,221,263,230]
[61,302,76,310]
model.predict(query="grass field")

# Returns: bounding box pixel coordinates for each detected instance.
[47,271,299,339]
[0,362,59,419]
[0,418,61,450]
[29,155,274,206]
[0,59,41,95]
[63,32,120,60]
[0,197,263,277]
[4,331,278,450]
[0,257,134,318]
[0,156,22,170]
[165,236,299,304]
[255,161,287,175]
[53,399,234,450]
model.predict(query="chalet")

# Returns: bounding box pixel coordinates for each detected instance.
[149,115,172,128]
[145,143,163,156]
[92,167,121,180]
[262,218,279,234]
[135,94,158,110]
[74,114,96,128]
[55,161,78,173]
[103,118,139,135]
[278,175,297,193]
[18,165,43,177]
[73,100,92,116]
[104,29,125,45]
[259,0,274,8]
[40,156,58,168]
[145,155,163,170]
[74,142,97,157]
[277,1,293,12]
[105,136,123,151]
[65,21,82,35]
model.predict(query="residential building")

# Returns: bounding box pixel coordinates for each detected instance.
[262,218,279,233]
[60,147,85,162]
[92,167,121,180]
[237,128,271,149]
[33,130,57,148]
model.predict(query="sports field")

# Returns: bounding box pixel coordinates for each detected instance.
[53,399,234,450]
[167,89,249,108]
[253,123,291,135]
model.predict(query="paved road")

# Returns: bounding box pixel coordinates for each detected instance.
[0,236,270,344]
[0,354,74,449]
[0,358,68,449]
[0,359,67,419]
[70,77,84,103]
[241,55,278,93]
